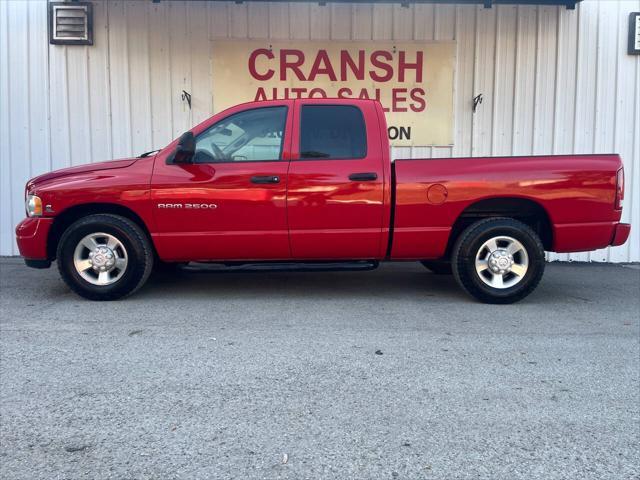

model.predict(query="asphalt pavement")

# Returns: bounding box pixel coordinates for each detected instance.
[1,258,639,480]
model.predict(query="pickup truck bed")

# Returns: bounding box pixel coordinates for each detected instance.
[392,154,626,259]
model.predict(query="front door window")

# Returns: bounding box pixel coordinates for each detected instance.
[194,106,287,163]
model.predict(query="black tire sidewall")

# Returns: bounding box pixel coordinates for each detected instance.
[453,219,545,303]
[57,216,150,300]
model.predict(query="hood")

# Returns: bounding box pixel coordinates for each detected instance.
[28,158,139,189]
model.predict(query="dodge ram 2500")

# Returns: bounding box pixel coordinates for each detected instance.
[16,99,630,303]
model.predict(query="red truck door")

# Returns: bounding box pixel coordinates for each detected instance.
[286,100,387,259]
[150,101,293,261]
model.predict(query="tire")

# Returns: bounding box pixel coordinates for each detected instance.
[56,214,154,300]
[451,217,545,304]
[420,260,453,275]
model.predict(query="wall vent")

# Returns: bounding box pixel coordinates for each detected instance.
[629,13,640,55]
[48,2,93,46]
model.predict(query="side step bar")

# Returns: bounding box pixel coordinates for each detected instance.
[182,260,379,273]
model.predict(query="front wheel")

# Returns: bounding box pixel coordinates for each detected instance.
[451,218,545,304]
[56,214,154,300]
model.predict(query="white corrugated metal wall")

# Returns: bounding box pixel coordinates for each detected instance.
[1,0,638,261]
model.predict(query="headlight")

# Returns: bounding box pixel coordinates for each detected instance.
[25,194,43,217]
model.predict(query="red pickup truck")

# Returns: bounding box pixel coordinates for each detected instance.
[16,99,630,303]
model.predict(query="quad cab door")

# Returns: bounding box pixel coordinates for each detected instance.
[286,99,388,259]
[150,101,293,261]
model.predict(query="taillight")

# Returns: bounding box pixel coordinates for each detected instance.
[615,168,624,210]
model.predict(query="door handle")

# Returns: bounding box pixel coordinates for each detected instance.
[348,172,378,182]
[251,175,280,184]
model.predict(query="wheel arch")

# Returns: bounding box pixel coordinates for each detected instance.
[445,197,553,257]
[47,203,154,260]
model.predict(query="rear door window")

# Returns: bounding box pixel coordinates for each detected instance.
[299,105,367,160]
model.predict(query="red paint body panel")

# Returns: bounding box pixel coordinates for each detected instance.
[150,159,291,261]
[286,99,388,259]
[15,99,630,265]
[553,223,618,253]
[391,155,624,259]
[149,100,294,261]
[27,157,154,223]
[27,158,138,188]
[15,217,52,259]
[16,157,154,260]
[611,223,631,247]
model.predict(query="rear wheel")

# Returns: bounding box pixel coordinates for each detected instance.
[57,214,153,300]
[451,218,545,304]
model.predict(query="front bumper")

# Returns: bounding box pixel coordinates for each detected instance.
[15,217,53,267]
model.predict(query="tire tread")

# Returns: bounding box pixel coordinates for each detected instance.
[56,214,153,300]
[451,217,545,304]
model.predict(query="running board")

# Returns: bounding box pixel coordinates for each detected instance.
[182,260,379,273]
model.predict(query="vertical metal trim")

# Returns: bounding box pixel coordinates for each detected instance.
[145,3,153,149]
[628,9,640,262]
[551,5,560,156]
[471,5,479,156]
[124,1,133,157]
[63,46,71,166]
[607,0,622,262]
[84,44,93,163]
[491,6,500,155]
[531,5,539,154]
[26,3,32,179]
[104,0,113,161]
[3,0,14,254]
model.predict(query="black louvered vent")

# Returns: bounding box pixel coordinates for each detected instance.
[48,2,93,45]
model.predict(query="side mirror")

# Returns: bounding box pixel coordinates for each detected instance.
[172,131,195,163]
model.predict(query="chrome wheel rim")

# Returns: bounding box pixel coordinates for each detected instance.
[474,235,528,289]
[73,232,128,286]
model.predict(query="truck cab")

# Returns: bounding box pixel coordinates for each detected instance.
[150,99,390,262]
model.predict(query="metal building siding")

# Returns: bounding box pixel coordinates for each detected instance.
[0,0,638,262]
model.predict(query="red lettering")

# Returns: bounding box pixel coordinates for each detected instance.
[309,50,337,81]
[357,88,371,100]
[309,88,327,98]
[337,87,353,98]
[291,87,307,99]
[280,49,306,81]
[254,87,268,101]
[340,50,365,81]
[398,51,423,82]
[409,88,426,112]
[369,51,393,82]
[248,49,275,81]
[392,88,408,112]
